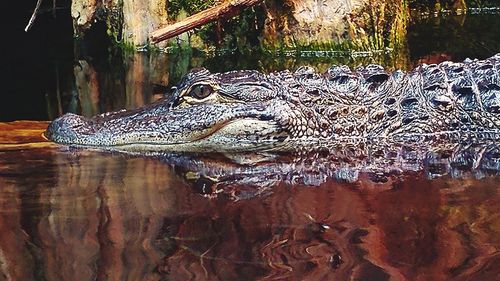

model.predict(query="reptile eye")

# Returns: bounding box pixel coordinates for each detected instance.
[190,84,213,99]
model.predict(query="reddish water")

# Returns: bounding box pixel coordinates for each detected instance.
[0,122,498,281]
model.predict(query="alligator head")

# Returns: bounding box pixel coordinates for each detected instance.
[45,68,296,152]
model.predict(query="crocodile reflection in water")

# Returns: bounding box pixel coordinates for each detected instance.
[45,54,500,152]
[126,142,498,200]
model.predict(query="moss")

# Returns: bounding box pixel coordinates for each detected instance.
[346,0,408,51]
[262,40,355,55]
[105,5,124,43]
[195,6,266,52]
[117,41,136,54]
[167,0,216,19]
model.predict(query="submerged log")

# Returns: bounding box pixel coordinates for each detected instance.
[150,0,263,44]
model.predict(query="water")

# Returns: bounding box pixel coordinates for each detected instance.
[0,136,499,280]
[0,10,499,281]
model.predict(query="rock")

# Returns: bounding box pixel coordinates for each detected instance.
[263,0,407,49]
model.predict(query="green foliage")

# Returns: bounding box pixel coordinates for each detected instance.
[164,1,267,51]
[167,0,216,18]
[196,7,266,51]
[265,40,356,54]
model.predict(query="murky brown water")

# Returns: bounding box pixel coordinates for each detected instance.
[0,122,499,281]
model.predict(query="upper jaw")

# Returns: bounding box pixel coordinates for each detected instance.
[45,99,284,151]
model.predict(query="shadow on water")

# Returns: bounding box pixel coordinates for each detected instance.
[0,6,499,281]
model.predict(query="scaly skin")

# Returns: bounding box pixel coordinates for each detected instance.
[45,54,500,152]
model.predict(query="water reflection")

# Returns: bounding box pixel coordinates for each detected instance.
[408,14,500,64]
[0,144,498,280]
[130,142,498,200]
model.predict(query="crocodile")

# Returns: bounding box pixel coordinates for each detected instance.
[45,54,500,152]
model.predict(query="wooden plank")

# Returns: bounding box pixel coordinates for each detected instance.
[151,0,262,44]
[0,121,55,150]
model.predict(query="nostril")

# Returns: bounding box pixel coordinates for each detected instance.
[45,113,88,143]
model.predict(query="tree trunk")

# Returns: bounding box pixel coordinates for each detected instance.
[151,0,263,43]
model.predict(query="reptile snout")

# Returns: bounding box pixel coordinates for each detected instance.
[45,113,89,144]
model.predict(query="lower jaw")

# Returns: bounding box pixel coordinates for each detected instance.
[96,137,284,153]
[56,118,284,152]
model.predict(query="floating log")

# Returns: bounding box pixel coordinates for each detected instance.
[150,0,262,44]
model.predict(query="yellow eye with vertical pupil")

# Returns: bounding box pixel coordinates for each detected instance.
[190,84,213,99]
